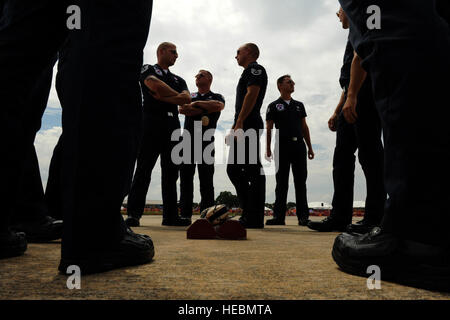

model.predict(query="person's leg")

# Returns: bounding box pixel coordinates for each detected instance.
[160,119,189,225]
[374,43,450,245]
[160,155,180,222]
[15,58,60,226]
[56,0,154,263]
[11,144,63,243]
[243,134,265,228]
[179,163,196,218]
[308,111,357,231]
[0,0,68,258]
[127,116,162,221]
[291,141,310,225]
[331,112,357,223]
[198,163,215,213]
[13,146,49,224]
[227,138,250,223]
[351,78,386,231]
[270,140,290,223]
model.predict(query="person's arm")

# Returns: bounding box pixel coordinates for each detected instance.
[234,85,260,130]
[159,90,191,106]
[179,104,200,117]
[144,76,178,99]
[144,76,191,106]
[328,90,346,132]
[342,51,367,124]
[179,99,225,117]
[266,120,274,160]
[192,100,225,113]
[302,118,314,160]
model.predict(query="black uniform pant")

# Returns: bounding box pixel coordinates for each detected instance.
[14,64,55,224]
[227,132,266,226]
[127,114,180,221]
[273,138,309,221]
[14,146,50,224]
[180,160,215,218]
[0,1,153,258]
[371,40,450,245]
[331,79,386,225]
[340,0,450,245]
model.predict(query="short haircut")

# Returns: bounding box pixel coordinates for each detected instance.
[199,69,213,81]
[157,42,175,54]
[277,75,291,86]
[244,43,260,60]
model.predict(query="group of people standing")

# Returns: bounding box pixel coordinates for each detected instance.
[1,0,450,292]
[124,41,315,230]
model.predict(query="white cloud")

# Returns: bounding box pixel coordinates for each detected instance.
[34,126,62,188]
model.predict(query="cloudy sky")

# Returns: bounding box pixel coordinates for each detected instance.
[36,0,368,204]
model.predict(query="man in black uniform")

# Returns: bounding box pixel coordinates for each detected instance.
[0,0,155,274]
[334,0,450,291]
[265,75,314,226]
[227,43,267,229]
[179,70,225,220]
[125,42,192,228]
[308,7,386,234]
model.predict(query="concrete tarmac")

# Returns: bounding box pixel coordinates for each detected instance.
[1,216,449,300]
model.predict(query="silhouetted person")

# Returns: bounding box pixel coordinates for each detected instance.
[334,0,450,291]
[179,70,225,221]
[265,75,314,227]
[125,42,192,227]
[0,0,155,274]
[227,43,267,229]
[308,7,385,234]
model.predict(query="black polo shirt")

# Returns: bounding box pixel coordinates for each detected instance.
[184,91,225,134]
[339,39,354,89]
[234,62,268,130]
[266,98,307,140]
[140,64,189,117]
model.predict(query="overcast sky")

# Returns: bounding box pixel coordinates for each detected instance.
[36,0,368,204]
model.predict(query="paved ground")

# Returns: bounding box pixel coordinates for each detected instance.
[1,216,449,300]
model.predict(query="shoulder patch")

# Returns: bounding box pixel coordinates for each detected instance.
[153,66,163,76]
[251,68,263,76]
[276,104,285,111]
[141,65,150,73]
[191,93,198,98]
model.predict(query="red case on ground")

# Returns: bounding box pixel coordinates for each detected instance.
[187,219,247,240]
